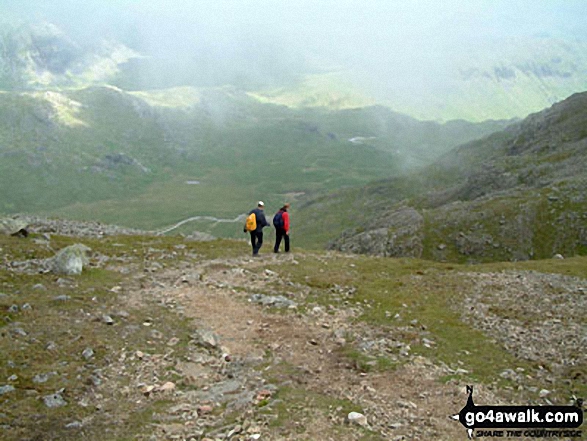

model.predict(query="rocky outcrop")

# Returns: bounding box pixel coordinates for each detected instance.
[18,215,147,238]
[329,206,424,257]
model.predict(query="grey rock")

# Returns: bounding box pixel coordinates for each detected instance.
[45,341,58,351]
[53,295,71,302]
[43,393,67,408]
[33,372,57,384]
[0,385,15,395]
[249,294,297,309]
[422,338,435,347]
[56,278,74,287]
[194,329,220,349]
[329,206,424,257]
[0,218,29,237]
[188,379,247,405]
[32,284,47,291]
[102,315,114,325]
[8,305,18,313]
[82,347,94,360]
[50,244,92,275]
[65,421,83,429]
[10,327,27,337]
[21,303,32,311]
[7,374,18,382]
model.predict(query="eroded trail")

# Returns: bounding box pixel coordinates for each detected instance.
[141,254,499,440]
[2,232,583,441]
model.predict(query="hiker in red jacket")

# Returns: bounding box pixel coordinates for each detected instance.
[273,203,290,253]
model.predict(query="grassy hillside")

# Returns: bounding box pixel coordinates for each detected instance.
[0,86,507,238]
[298,92,587,261]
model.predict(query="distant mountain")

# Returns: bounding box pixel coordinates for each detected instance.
[0,22,139,90]
[0,84,506,235]
[309,92,587,262]
[238,36,587,122]
[2,23,586,122]
[415,37,587,121]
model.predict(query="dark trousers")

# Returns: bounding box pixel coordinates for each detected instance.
[250,231,263,255]
[274,228,290,253]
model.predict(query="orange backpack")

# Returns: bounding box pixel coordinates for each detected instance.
[245,213,257,232]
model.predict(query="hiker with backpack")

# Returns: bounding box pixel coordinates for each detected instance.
[243,201,270,256]
[273,203,290,253]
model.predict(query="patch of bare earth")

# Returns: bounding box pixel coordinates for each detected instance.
[141,255,498,440]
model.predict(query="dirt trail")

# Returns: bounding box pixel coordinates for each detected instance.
[145,254,495,440]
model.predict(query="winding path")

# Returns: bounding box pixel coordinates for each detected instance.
[155,214,246,235]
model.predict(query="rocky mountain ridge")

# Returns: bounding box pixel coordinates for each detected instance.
[317,92,587,262]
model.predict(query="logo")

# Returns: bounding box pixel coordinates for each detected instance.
[451,386,583,439]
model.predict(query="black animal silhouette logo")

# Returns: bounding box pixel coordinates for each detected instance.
[451,385,476,439]
[451,385,583,439]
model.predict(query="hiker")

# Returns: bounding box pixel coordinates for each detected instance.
[244,201,270,256]
[273,203,290,253]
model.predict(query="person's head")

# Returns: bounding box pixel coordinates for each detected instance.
[282,203,290,211]
[257,201,265,210]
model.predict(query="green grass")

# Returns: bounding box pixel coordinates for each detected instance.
[260,382,382,440]
[0,85,508,247]
[277,252,587,399]
[0,232,246,441]
[2,230,586,439]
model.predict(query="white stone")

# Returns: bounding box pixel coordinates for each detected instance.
[347,411,368,427]
[157,382,176,393]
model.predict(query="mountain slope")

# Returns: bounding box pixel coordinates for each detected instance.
[299,92,587,261]
[0,85,507,236]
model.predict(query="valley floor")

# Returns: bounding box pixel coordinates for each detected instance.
[0,228,585,440]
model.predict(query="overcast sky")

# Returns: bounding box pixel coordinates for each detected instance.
[2,0,586,111]
[4,1,585,43]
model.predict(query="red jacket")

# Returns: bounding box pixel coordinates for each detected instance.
[275,210,290,233]
[282,211,290,233]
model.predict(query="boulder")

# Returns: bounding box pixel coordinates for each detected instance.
[50,244,92,275]
[0,218,29,237]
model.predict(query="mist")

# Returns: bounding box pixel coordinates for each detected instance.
[2,0,587,118]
